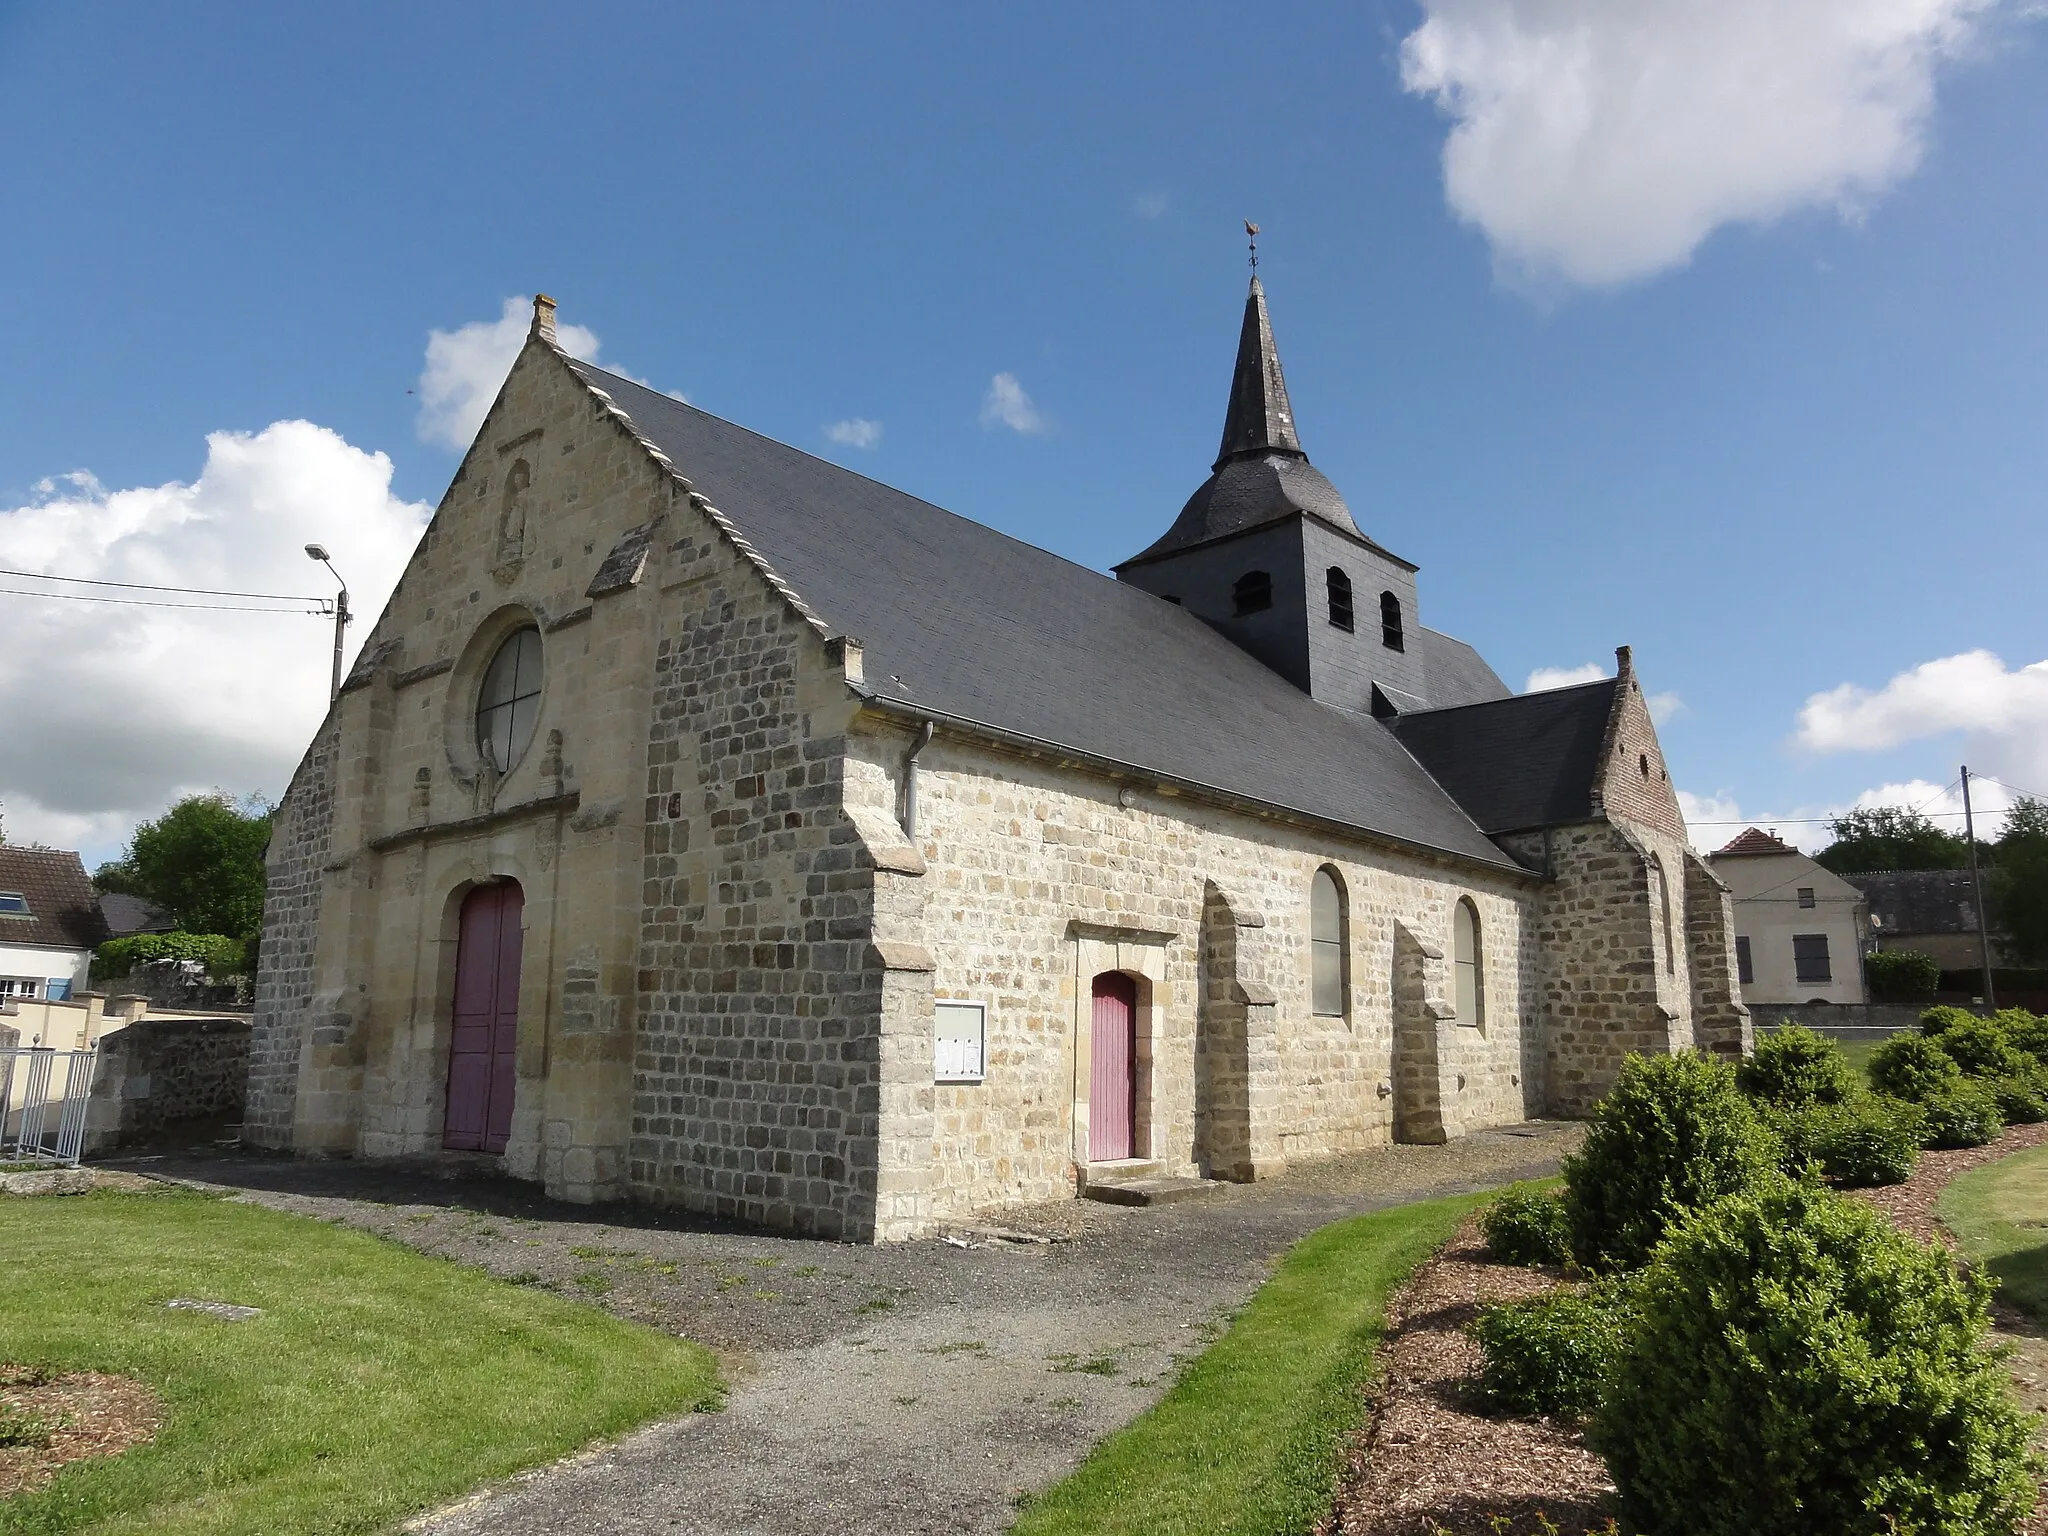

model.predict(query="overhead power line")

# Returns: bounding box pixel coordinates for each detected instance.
[0,565,327,604]
[0,586,329,614]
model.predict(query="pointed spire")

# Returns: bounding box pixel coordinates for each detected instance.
[1214,277,1304,470]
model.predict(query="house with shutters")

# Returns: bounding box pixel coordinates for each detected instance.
[247,280,1748,1241]
[1706,827,1869,1008]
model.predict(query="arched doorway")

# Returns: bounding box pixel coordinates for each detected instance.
[1090,973,1138,1161]
[444,881,524,1154]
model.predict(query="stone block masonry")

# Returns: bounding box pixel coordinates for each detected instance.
[84,1015,251,1155]
[245,715,337,1149]
[630,514,893,1240]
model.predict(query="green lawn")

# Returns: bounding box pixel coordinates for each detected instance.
[1010,1185,1501,1536]
[1938,1144,2048,1317]
[1836,1035,1884,1081]
[0,1186,720,1536]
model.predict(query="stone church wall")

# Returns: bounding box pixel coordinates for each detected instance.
[245,715,338,1149]
[627,513,896,1240]
[843,725,1544,1221]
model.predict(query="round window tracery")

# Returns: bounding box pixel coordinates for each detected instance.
[475,627,542,773]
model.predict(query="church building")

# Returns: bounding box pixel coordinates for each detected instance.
[247,281,1749,1240]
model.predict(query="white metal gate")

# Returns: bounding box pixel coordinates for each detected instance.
[1,1046,96,1164]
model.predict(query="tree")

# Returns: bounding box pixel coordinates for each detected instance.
[93,793,272,938]
[1813,806,1976,874]
[1994,796,2048,964]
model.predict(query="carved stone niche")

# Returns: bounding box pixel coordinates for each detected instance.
[493,458,532,581]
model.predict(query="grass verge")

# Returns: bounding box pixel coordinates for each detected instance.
[1938,1142,2048,1317]
[1010,1185,1497,1536]
[0,1185,720,1536]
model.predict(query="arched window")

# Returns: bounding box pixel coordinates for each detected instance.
[1232,570,1273,616]
[476,626,543,773]
[1380,590,1405,651]
[1326,567,1354,631]
[1650,855,1675,974]
[1453,898,1484,1025]
[1311,868,1347,1017]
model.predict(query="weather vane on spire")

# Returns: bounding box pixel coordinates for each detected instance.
[1245,219,1260,273]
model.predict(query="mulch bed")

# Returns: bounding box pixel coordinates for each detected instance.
[0,1365,162,1498]
[1326,1120,2048,1536]
[1323,1214,1612,1536]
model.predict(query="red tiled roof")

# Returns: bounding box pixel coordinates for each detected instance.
[1713,826,1797,857]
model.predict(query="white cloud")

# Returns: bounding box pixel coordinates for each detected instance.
[980,373,1046,435]
[417,297,603,450]
[1133,190,1171,220]
[1526,662,1607,691]
[1796,649,2048,754]
[1793,649,2048,815]
[1647,690,1683,724]
[0,423,428,861]
[1400,0,2001,288]
[823,418,882,450]
[1678,788,1748,854]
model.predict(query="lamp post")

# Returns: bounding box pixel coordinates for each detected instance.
[304,544,350,703]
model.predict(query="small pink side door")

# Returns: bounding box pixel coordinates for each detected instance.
[444,882,524,1154]
[1089,973,1137,1161]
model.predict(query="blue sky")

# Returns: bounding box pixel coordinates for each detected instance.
[2,1,2045,867]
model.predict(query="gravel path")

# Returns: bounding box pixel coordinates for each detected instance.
[116,1122,1579,1536]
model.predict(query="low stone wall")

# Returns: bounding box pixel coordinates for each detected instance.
[84,1016,250,1155]
[1751,1001,1943,1037]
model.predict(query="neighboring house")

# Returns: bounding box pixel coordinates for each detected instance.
[1846,869,2007,971]
[98,892,176,940]
[1707,828,1869,1007]
[0,847,110,1007]
[248,283,1746,1242]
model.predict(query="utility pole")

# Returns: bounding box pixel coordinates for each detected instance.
[1962,765,1998,1010]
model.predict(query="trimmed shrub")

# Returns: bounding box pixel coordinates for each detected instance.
[1762,1100,1922,1187]
[1991,1066,2048,1126]
[1481,1187,1571,1267]
[1596,1180,2040,1536]
[1817,1098,1922,1187]
[91,930,242,984]
[1921,1003,1981,1036]
[1473,1282,1632,1419]
[1935,1017,2025,1079]
[1920,1080,2005,1149]
[1562,1052,1781,1273]
[1757,1101,1837,1179]
[1869,1032,1965,1102]
[1866,948,1941,1003]
[1997,1008,2048,1065]
[1739,1025,1860,1107]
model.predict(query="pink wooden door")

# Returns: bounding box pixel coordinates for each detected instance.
[1089,973,1137,1161]
[444,882,524,1154]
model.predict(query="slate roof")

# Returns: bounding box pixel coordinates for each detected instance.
[570,360,1521,872]
[0,848,111,952]
[1713,827,1799,857]
[1417,628,1512,710]
[1845,869,2002,938]
[98,892,174,938]
[1388,680,1618,835]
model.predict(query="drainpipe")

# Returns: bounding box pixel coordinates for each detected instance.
[902,721,936,839]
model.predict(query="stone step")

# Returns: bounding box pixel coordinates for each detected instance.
[1081,1175,1222,1208]
[1082,1158,1162,1185]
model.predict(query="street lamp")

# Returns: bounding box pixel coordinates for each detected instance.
[304,544,351,703]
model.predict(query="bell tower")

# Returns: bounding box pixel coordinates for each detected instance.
[1114,276,1426,713]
